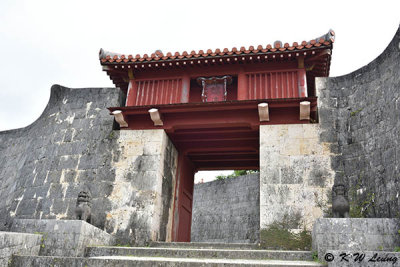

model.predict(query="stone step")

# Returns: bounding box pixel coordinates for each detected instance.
[150,241,259,249]
[85,246,314,261]
[11,255,327,266]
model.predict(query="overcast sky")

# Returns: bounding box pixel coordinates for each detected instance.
[0,0,399,132]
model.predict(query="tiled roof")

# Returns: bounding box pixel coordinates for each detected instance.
[99,30,335,64]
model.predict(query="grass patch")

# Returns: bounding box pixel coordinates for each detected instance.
[260,223,311,251]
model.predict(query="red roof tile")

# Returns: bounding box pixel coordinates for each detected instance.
[99,30,335,64]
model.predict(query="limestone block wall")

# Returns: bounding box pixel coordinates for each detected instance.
[259,124,335,231]
[0,84,178,245]
[317,24,400,217]
[0,85,122,231]
[105,129,178,244]
[10,219,114,257]
[0,231,41,266]
[191,173,260,243]
[313,218,400,259]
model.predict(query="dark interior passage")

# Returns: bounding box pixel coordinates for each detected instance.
[168,125,260,242]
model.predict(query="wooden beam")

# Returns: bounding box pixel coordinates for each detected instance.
[172,131,258,142]
[189,154,258,162]
[109,97,318,115]
[170,127,254,135]
[188,150,258,156]
[195,160,259,170]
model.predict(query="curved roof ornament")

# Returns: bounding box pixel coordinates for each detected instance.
[99,48,122,60]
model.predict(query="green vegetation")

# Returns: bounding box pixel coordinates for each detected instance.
[350,108,363,116]
[346,172,375,218]
[216,170,259,180]
[259,218,312,251]
[34,232,48,249]
[348,182,375,218]
[108,131,116,139]
[312,251,320,262]
[395,230,400,252]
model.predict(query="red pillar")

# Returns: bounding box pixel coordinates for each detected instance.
[172,153,195,242]
[237,68,247,100]
[180,74,190,103]
[297,56,308,98]
[125,79,138,106]
[298,69,308,98]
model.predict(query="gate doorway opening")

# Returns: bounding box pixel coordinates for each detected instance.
[191,170,260,243]
[108,100,313,243]
[168,126,260,242]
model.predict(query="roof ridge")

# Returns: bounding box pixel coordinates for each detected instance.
[99,29,334,63]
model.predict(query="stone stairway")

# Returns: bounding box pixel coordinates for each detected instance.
[11,242,326,266]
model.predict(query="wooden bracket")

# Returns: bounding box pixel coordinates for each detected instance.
[300,101,310,120]
[112,110,128,127]
[258,103,270,122]
[149,108,163,126]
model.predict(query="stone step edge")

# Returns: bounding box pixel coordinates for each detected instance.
[92,256,325,266]
[150,241,258,247]
[85,246,313,261]
[12,255,326,266]
[149,242,293,250]
[86,245,312,254]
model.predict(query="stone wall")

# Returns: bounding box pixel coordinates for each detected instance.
[259,124,335,231]
[10,219,113,257]
[259,24,400,231]
[313,218,400,260]
[0,85,122,230]
[0,231,41,266]
[0,85,178,244]
[105,129,178,244]
[317,25,400,218]
[191,173,260,243]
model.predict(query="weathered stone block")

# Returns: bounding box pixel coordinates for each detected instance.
[10,219,113,257]
[313,218,400,261]
[0,231,41,266]
[260,124,335,231]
